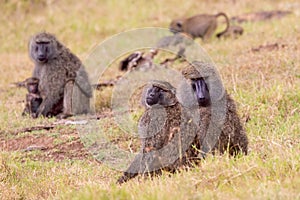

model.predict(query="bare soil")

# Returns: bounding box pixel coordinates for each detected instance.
[0,129,91,162]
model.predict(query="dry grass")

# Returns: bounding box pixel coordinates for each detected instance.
[0,0,300,199]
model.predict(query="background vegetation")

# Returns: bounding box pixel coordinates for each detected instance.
[0,0,299,199]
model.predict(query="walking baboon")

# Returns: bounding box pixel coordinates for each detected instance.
[217,25,244,39]
[170,12,230,40]
[29,32,92,118]
[117,81,199,184]
[182,64,248,155]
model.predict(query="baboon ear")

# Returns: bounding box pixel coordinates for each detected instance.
[176,21,183,28]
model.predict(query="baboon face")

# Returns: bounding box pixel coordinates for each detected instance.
[145,82,177,107]
[146,86,163,106]
[31,41,54,63]
[169,19,184,34]
[26,78,39,94]
[27,82,39,94]
[29,33,59,64]
[191,78,210,107]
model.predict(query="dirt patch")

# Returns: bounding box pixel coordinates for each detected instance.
[231,10,292,23]
[0,131,91,162]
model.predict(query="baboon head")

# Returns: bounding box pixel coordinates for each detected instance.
[182,65,211,107]
[144,81,177,107]
[25,77,39,94]
[169,19,184,34]
[29,32,63,64]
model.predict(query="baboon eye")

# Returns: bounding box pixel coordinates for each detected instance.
[45,46,49,53]
[35,46,38,52]
[191,83,196,91]
[176,22,182,28]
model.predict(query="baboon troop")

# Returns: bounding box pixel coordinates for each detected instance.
[170,13,230,40]
[117,63,248,183]
[20,9,250,185]
[27,32,92,118]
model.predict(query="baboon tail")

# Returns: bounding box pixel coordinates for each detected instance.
[215,12,230,38]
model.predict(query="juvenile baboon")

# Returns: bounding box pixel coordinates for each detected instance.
[216,25,244,39]
[117,81,199,184]
[170,12,230,41]
[29,32,92,118]
[22,77,43,117]
[119,49,158,71]
[181,64,248,155]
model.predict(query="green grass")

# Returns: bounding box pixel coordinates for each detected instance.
[0,0,300,199]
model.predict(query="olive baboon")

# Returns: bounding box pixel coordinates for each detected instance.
[119,49,158,71]
[22,77,63,118]
[22,77,43,117]
[182,64,248,155]
[117,81,199,184]
[29,32,92,118]
[170,12,230,41]
[216,25,244,39]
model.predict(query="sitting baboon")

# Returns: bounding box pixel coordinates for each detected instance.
[181,64,248,156]
[29,32,92,118]
[217,25,244,39]
[117,81,199,184]
[170,12,230,41]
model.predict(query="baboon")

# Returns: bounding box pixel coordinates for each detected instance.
[216,25,244,38]
[29,32,92,118]
[22,77,43,117]
[117,81,199,184]
[170,12,230,41]
[181,64,248,156]
[22,77,64,118]
[119,49,158,71]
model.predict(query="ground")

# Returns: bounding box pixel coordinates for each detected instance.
[0,0,300,199]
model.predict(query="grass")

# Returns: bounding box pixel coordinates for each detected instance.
[0,0,300,199]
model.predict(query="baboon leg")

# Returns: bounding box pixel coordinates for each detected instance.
[203,23,217,41]
[72,83,90,115]
[22,105,31,116]
[57,80,74,119]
